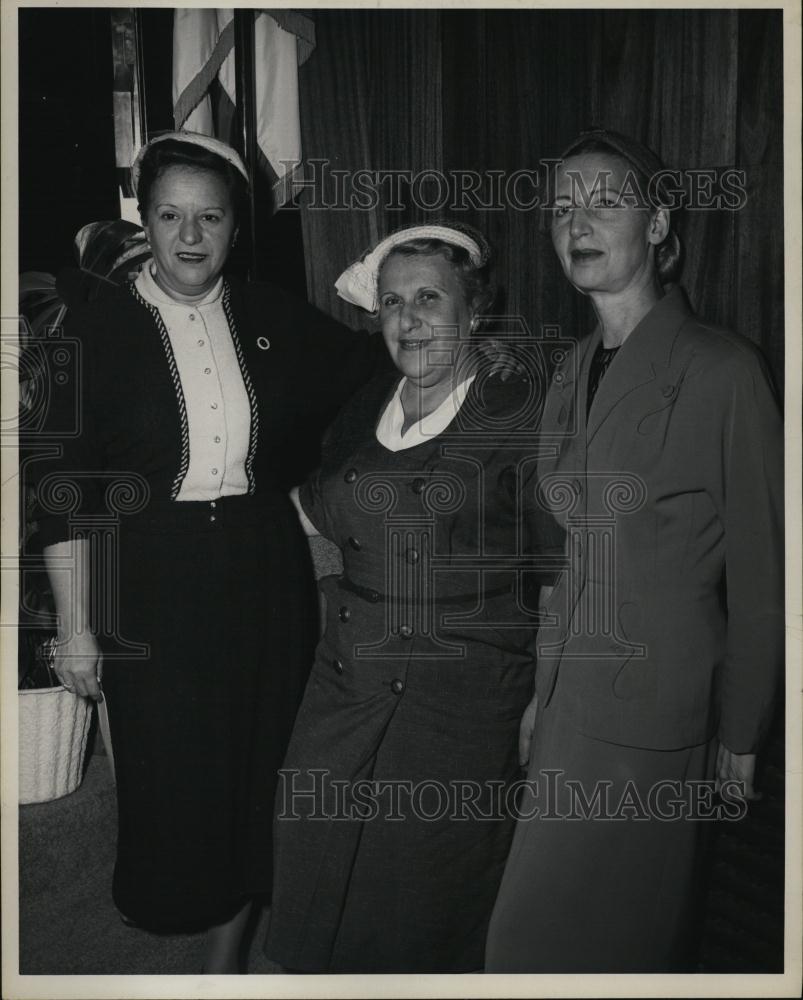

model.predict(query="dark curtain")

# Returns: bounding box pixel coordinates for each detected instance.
[19,9,119,275]
[297,9,784,391]
[296,11,442,326]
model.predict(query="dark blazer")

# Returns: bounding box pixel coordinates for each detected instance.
[534,286,783,752]
[32,275,386,545]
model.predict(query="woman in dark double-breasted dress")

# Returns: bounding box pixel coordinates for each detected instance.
[266,224,561,973]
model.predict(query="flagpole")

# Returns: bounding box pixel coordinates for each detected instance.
[110,9,146,223]
[234,10,258,280]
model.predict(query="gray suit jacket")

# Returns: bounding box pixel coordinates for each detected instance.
[535,286,783,752]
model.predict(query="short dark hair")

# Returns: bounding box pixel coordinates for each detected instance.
[380,222,496,318]
[136,139,249,220]
[559,131,684,286]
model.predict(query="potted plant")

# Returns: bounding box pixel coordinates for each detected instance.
[18,220,151,804]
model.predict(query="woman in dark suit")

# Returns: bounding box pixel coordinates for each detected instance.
[265,224,560,972]
[485,128,784,972]
[35,131,384,970]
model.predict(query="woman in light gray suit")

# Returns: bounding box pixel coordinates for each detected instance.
[485,128,783,973]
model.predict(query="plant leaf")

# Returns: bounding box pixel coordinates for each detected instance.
[75,220,149,276]
[19,272,57,296]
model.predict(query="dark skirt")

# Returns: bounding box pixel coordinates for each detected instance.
[99,492,318,931]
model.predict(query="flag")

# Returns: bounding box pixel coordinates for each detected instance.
[172,9,315,208]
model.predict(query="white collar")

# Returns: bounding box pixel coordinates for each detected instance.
[376,375,476,452]
[135,263,224,309]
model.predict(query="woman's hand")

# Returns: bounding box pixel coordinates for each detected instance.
[476,338,527,380]
[54,630,103,701]
[716,743,760,801]
[43,539,102,700]
[518,692,539,768]
[517,593,553,767]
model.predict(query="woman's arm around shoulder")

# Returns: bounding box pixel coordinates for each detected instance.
[228,275,390,407]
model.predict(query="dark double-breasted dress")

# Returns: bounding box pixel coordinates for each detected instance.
[266,371,561,972]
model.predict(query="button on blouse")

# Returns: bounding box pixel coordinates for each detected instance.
[135,266,251,500]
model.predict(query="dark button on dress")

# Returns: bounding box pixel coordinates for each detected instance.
[267,372,562,972]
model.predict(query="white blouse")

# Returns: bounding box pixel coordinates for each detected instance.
[135,266,251,500]
[375,375,476,452]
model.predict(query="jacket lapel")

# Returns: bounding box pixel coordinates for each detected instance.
[537,287,697,709]
[540,328,596,480]
[585,286,695,446]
